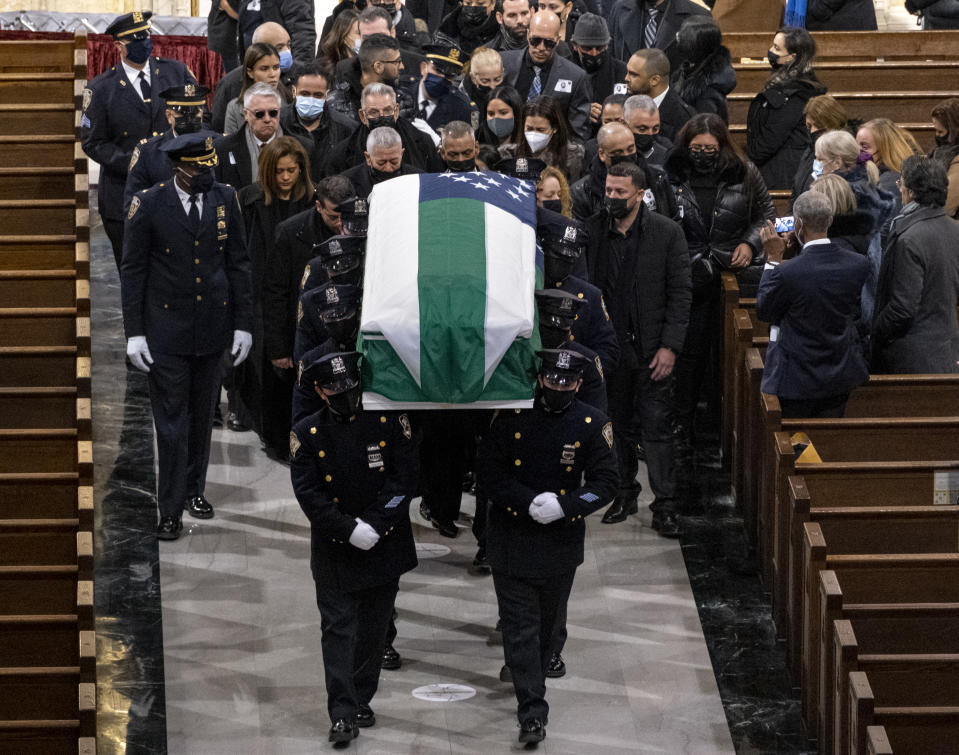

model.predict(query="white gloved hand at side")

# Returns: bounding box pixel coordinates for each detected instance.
[126,335,153,372]
[231,329,253,366]
[348,518,380,550]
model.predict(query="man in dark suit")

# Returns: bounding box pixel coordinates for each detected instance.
[500,10,593,142]
[121,133,254,540]
[341,126,423,197]
[81,11,198,267]
[565,12,627,131]
[623,47,695,141]
[758,191,870,417]
[624,93,672,165]
[585,162,691,535]
[124,83,209,212]
[477,348,618,745]
[608,0,712,69]
[403,41,477,132]
[236,0,315,65]
[290,351,418,744]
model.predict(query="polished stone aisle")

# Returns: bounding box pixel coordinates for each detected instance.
[160,425,734,754]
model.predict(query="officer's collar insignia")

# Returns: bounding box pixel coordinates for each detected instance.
[325,287,339,303]
[557,351,571,369]
[297,360,304,385]
[563,226,577,242]
[331,356,346,375]
[301,264,311,290]
[602,421,614,449]
[128,196,140,219]
[82,88,92,112]
[289,431,301,459]
[399,413,411,440]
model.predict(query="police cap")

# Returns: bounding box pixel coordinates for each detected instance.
[105,10,153,39]
[424,41,466,77]
[160,83,210,109]
[159,131,219,167]
[302,283,362,322]
[535,288,584,328]
[537,209,586,259]
[536,348,588,384]
[498,157,547,183]
[298,351,363,393]
[336,196,369,235]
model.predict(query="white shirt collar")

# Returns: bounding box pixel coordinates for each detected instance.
[652,87,668,109]
[173,180,203,216]
[122,59,150,88]
[803,237,831,249]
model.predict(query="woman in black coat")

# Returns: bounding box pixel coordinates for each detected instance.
[746,27,826,190]
[238,136,315,461]
[671,16,737,123]
[905,0,959,29]
[665,113,775,455]
[805,0,878,30]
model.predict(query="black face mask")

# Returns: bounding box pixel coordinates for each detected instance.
[578,50,607,74]
[544,254,574,285]
[473,83,492,100]
[539,324,571,349]
[446,157,476,172]
[608,152,637,168]
[634,132,655,153]
[538,384,576,413]
[541,199,562,213]
[175,110,203,134]
[936,134,950,147]
[366,115,397,131]
[604,195,633,219]
[459,5,488,27]
[175,166,215,195]
[326,385,363,420]
[767,50,782,69]
[369,165,400,184]
[689,151,720,174]
[324,314,359,348]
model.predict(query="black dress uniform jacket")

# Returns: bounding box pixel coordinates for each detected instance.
[403,75,477,132]
[478,400,619,577]
[608,0,711,68]
[81,57,197,222]
[290,408,418,591]
[124,129,175,212]
[554,274,621,374]
[121,181,254,355]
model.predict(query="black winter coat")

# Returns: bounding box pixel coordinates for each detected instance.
[571,154,678,223]
[324,119,444,176]
[906,0,959,28]
[746,75,826,190]
[672,46,737,123]
[806,0,878,29]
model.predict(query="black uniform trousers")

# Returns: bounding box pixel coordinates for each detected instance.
[103,217,125,269]
[606,350,677,511]
[146,350,223,518]
[314,576,399,722]
[672,283,721,435]
[493,568,576,724]
[418,410,477,526]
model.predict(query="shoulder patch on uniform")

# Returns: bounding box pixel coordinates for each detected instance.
[289,430,301,459]
[399,413,411,440]
[129,146,140,171]
[128,196,140,219]
[602,422,614,449]
[594,355,604,381]
[300,264,311,290]
[600,296,610,321]
[82,87,92,111]
[296,299,304,323]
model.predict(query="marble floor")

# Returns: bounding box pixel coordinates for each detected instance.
[89,199,808,754]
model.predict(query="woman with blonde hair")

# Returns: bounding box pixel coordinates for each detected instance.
[856,117,922,198]
[792,94,851,200]
[536,165,572,216]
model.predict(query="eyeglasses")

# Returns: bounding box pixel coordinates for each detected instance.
[362,107,396,118]
[689,145,719,154]
[529,36,558,49]
[247,108,279,120]
[380,57,403,66]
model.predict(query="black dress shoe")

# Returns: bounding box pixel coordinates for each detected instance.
[519,718,546,743]
[431,518,458,538]
[472,549,491,574]
[381,644,402,670]
[212,405,223,427]
[328,718,358,743]
[601,498,638,524]
[356,704,375,728]
[419,500,431,521]
[499,664,512,682]
[226,411,249,432]
[545,652,566,678]
[156,516,182,541]
[186,495,214,519]
[653,512,682,538]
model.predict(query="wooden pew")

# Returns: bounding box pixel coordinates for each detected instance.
[729,310,768,519]
[0,240,79,271]
[729,124,936,155]
[725,30,959,62]
[833,618,959,755]
[849,671,959,755]
[0,73,74,103]
[733,60,959,94]
[0,136,75,169]
[0,167,76,199]
[0,40,75,73]
[0,106,75,138]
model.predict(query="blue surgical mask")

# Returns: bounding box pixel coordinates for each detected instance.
[296,95,325,120]
[424,72,451,99]
[811,158,823,180]
[278,48,293,71]
[125,37,153,65]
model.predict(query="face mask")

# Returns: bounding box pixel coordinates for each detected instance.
[325,314,359,347]
[175,110,203,135]
[634,132,655,153]
[541,199,562,213]
[278,49,293,71]
[811,159,823,180]
[125,37,153,65]
[473,83,493,100]
[296,96,325,120]
[352,38,363,54]
[525,130,551,153]
[544,253,573,284]
[175,166,214,195]
[689,151,719,174]
[605,195,633,219]
[424,72,451,99]
[608,152,637,168]
[936,134,949,147]
[488,116,514,138]
[539,324,570,349]
[460,5,488,26]
[539,384,576,413]
[857,149,873,165]
[366,114,396,131]
[326,385,362,419]
[446,157,476,172]
[578,50,607,74]
[369,165,399,184]
[767,50,781,69]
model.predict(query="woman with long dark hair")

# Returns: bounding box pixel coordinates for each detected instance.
[665,113,775,457]
[746,27,826,190]
[930,98,959,218]
[476,84,524,150]
[514,96,584,182]
[671,16,737,123]
[224,43,291,134]
[319,8,361,68]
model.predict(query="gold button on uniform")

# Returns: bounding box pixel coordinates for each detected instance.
[196,295,202,301]
[514,459,521,466]
[325,474,332,482]
[310,428,317,435]
[585,417,592,423]
[194,258,200,264]
[318,450,325,457]
[380,416,387,423]
[574,441,580,448]
[194,240,200,246]
[195,277,201,283]
[566,466,572,472]
[514,432,521,439]
[379,441,386,447]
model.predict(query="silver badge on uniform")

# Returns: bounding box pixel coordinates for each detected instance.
[563,226,577,243]
[331,356,346,374]
[367,443,384,469]
[561,443,576,465]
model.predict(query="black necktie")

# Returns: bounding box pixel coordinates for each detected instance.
[188,195,200,230]
[138,71,150,102]
[644,6,659,48]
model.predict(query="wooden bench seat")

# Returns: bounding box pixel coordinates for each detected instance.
[0,73,74,104]
[0,106,75,139]
[0,136,76,169]
[729,123,936,154]
[727,91,957,126]
[0,521,84,567]
[733,60,959,95]
[0,40,75,74]
[0,388,81,430]
[0,201,77,237]
[0,308,80,348]
[0,271,77,308]
[0,240,79,271]
[0,166,77,199]
[725,30,959,62]
[0,430,78,474]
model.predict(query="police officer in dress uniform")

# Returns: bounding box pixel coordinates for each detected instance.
[289,351,418,745]
[123,83,209,212]
[477,348,619,745]
[403,41,478,132]
[81,11,198,267]
[120,133,254,540]
[294,282,362,363]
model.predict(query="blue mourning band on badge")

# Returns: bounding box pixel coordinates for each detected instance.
[385,495,404,509]
[580,492,599,503]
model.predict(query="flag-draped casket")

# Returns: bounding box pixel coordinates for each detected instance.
[359,172,542,409]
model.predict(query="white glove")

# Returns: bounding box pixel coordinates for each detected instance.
[529,492,564,524]
[348,518,380,550]
[410,117,441,146]
[231,329,253,366]
[126,336,153,373]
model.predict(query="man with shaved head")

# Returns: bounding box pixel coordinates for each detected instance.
[499,9,593,141]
